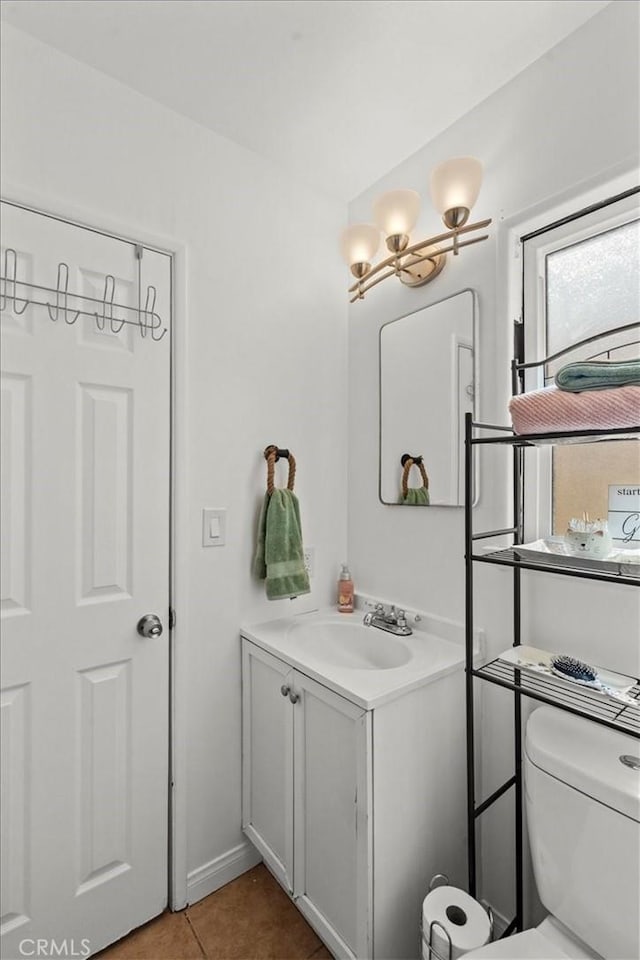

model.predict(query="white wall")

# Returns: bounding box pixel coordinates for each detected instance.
[347,0,640,923]
[1,23,348,902]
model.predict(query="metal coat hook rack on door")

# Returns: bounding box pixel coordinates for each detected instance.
[138,284,158,339]
[0,248,28,315]
[0,247,167,341]
[46,262,80,324]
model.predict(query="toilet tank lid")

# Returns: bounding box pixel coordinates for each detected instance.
[525,707,640,822]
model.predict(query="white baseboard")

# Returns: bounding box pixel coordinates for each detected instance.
[186,840,262,905]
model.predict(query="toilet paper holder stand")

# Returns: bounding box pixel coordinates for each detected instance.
[425,918,453,960]
[421,874,494,960]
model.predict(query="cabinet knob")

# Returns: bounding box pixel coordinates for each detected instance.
[289,691,300,704]
[280,684,290,697]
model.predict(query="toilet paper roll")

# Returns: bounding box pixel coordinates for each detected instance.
[422,886,491,960]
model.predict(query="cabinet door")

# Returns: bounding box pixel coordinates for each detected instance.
[242,640,294,891]
[292,672,372,960]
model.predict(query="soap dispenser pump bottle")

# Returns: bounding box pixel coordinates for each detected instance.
[338,563,354,614]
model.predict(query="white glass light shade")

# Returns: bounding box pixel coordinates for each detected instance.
[340,224,380,267]
[373,189,420,238]
[430,157,483,216]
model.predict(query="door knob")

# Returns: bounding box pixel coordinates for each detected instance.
[137,614,163,638]
[280,684,291,697]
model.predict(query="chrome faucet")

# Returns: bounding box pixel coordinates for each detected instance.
[363,602,412,636]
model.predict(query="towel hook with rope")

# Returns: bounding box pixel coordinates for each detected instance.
[264,445,296,495]
[400,453,429,499]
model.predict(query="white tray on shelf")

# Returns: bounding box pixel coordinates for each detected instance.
[512,537,640,577]
[497,644,638,705]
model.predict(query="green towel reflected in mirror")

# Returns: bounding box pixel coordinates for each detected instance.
[398,487,430,506]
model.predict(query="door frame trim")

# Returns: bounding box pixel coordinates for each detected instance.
[0,186,190,910]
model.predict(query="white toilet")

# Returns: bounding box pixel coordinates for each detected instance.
[465,706,640,960]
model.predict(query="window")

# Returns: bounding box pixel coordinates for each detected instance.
[522,190,640,541]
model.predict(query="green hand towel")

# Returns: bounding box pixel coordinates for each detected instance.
[398,487,430,505]
[253,489,310,600]
[252,492,270,581]
[555,359,640,392]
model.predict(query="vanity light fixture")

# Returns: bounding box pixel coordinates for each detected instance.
[340,157,491,302]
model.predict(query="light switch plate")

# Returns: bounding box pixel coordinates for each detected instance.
[202,508,226,547]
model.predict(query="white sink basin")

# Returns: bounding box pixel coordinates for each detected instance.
[288,618,412,670]
[243,605,474,709]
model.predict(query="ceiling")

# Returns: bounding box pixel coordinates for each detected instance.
[1,0,611,201]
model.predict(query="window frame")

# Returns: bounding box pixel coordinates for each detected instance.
[519,187,640,540]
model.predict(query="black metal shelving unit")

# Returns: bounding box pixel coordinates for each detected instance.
[464,413,640,938]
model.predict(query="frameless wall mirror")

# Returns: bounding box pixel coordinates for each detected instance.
[379,289,478,506]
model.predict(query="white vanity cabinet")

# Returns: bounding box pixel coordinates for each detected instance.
[241,631,467,960]
[242,640,372,958]
[241,641,294,892]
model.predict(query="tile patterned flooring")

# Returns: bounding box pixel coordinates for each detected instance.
[97,865,332,960]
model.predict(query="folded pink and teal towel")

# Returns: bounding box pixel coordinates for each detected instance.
[508,384,640,435]
[555,358,640,393]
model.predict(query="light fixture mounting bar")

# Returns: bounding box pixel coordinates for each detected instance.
[348,217,491,296]
[349,232,489,303]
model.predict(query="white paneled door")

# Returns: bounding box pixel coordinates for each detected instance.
[1,203,171,958]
